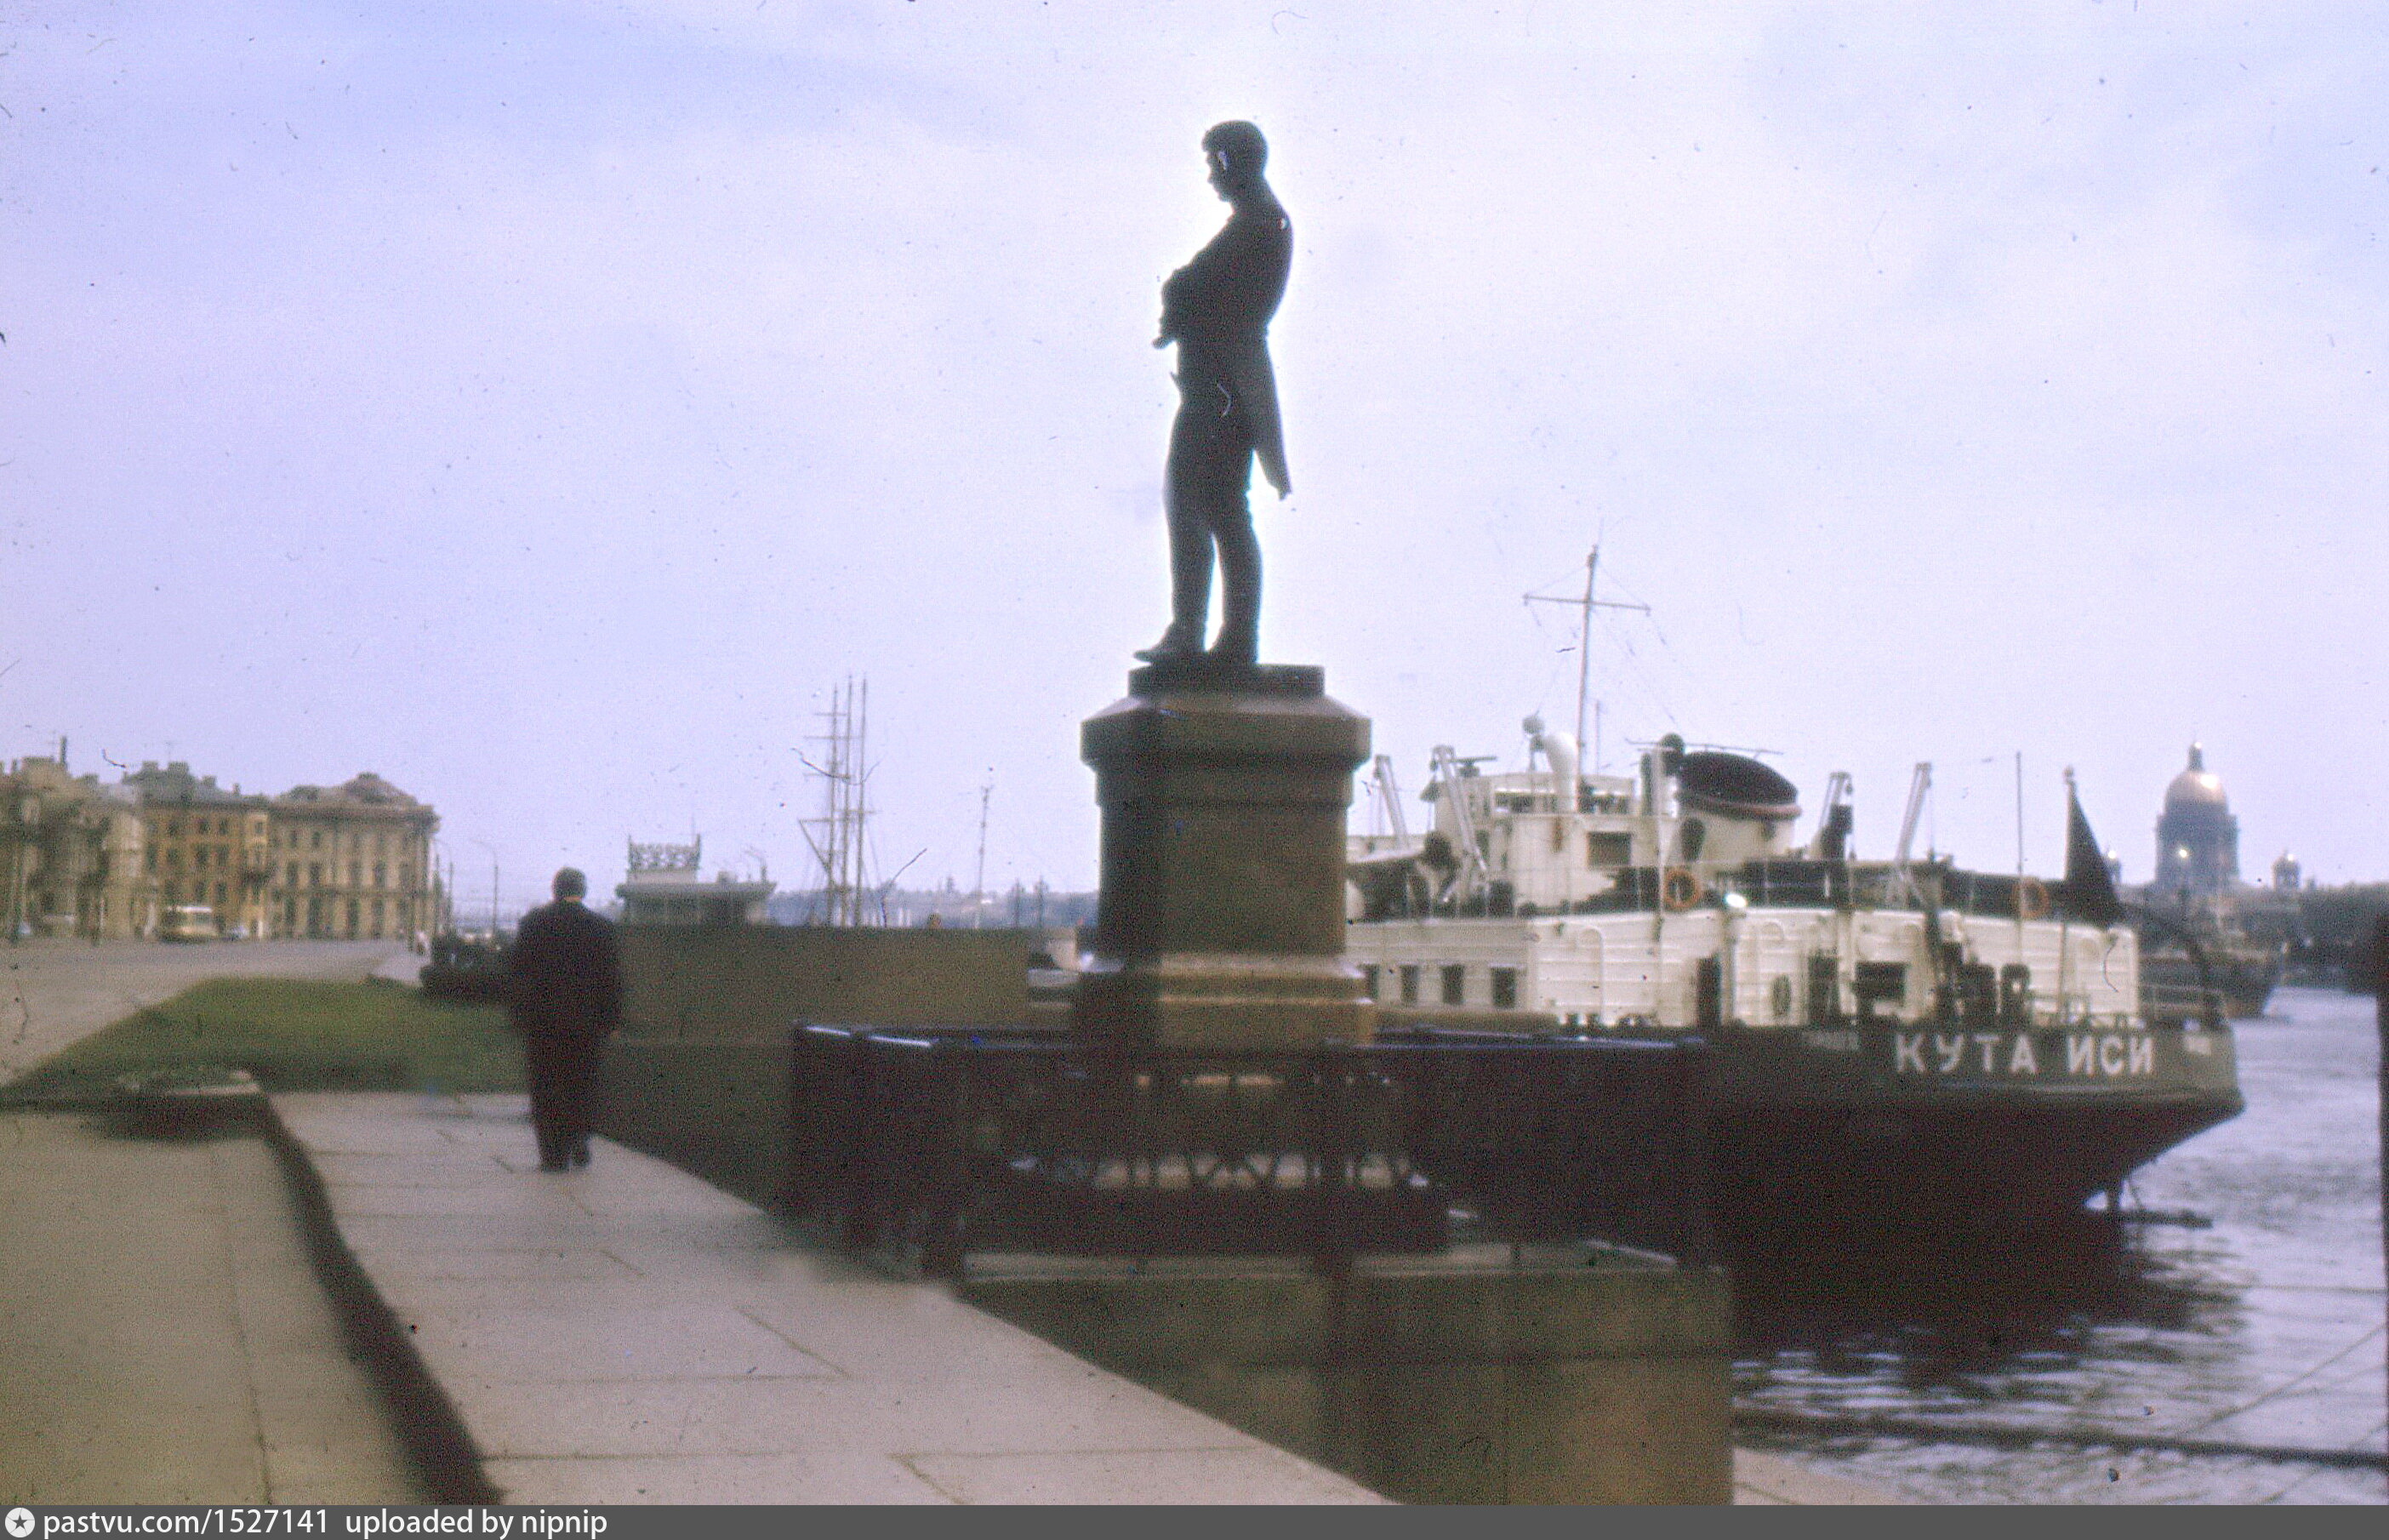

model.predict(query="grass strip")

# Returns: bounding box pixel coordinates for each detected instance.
[7,976,526,1097]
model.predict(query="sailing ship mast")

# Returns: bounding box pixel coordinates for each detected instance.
[800,676,873,926]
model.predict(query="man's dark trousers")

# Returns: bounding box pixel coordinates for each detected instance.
[509,898,623,1170]
[524,1030,605,1170]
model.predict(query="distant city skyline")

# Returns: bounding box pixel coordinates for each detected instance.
[8,4,2383,900]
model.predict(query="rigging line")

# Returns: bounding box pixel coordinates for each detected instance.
[2168,1320,2388,1439]
[1601,630,1682,733]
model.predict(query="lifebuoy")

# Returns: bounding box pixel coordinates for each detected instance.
[2016,876,2050,921]
[1662,865,1705,912]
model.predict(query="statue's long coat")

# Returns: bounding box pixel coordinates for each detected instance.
[1159,188,1292,495]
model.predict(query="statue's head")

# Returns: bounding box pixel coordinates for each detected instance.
[1203,121,1269,198]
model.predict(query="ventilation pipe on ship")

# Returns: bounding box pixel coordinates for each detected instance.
[1523,715,1581,812]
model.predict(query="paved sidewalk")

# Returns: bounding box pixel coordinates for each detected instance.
[368,950,428,986]
[0,1111,424,1503]
[274,1093,1384,1504]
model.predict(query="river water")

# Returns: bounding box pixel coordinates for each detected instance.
[1733,984,2387,1504]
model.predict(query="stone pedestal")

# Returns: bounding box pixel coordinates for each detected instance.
[1074,662,1375,1051]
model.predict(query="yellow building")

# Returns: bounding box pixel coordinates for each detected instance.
[123,761,272,938]
[269,773,439,942]
[3,752,151,939]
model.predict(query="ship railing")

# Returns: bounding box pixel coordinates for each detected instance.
[785,1024,1714,1278]
[2138,978,2227,1029]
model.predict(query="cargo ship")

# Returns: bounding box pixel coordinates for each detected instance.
[1345,723,2244,1242]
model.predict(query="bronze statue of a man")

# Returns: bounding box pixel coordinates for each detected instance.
[1136,121,1291,670]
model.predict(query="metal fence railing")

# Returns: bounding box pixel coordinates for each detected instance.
[785,1024,1713,1277]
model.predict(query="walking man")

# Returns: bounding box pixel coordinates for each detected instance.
[510,866,622,1172]
[1136,120,1292,670]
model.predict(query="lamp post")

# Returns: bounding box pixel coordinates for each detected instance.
[470,838,499,939]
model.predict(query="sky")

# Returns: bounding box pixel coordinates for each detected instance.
[5,1,2386,917]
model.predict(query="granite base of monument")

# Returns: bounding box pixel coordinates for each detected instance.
[1072,662,1376,1051]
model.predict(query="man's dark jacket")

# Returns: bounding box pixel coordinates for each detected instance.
[509,899,623,1040]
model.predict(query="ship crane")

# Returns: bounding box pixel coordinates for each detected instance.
[1427,744,1490,905]
[1368,753,1411,847]
[1891,761,1932,909]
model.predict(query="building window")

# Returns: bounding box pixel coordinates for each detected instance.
[1491,967,1519,1009]
[371,899,385,938]
[168,820,181,837]
[1360,965,1380,1001]
[286,864,299,887]
[214,881,227,906]
[345,899,360,938]
[398,864,412,890]
[311,830,322,850]
[145,849,157,873]
[348,861,362,887]
[1399,965,1420,1006]
[1440,964,1467,1007]
[373,863,386,889]
[282,899,296,933]
[308,864,322,887]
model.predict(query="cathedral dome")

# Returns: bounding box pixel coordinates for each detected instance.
[2164,744,2228,812]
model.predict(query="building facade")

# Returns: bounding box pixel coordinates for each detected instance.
[2,753,150,939]
[270,773,440,942]
[122,761,274,938]
[10,746,443,943]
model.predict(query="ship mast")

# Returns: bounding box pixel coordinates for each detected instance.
[800,676,873,925]
[1525,545,1648,776]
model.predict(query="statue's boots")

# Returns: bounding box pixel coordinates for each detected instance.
[1135,625,1204,664]
[1205,630,1257,669]
[1206,559,1259,669]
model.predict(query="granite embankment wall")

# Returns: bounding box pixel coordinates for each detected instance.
[596,925,1046,1205]
[618,925,1037,1036]
[962,1255,1735,1503]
